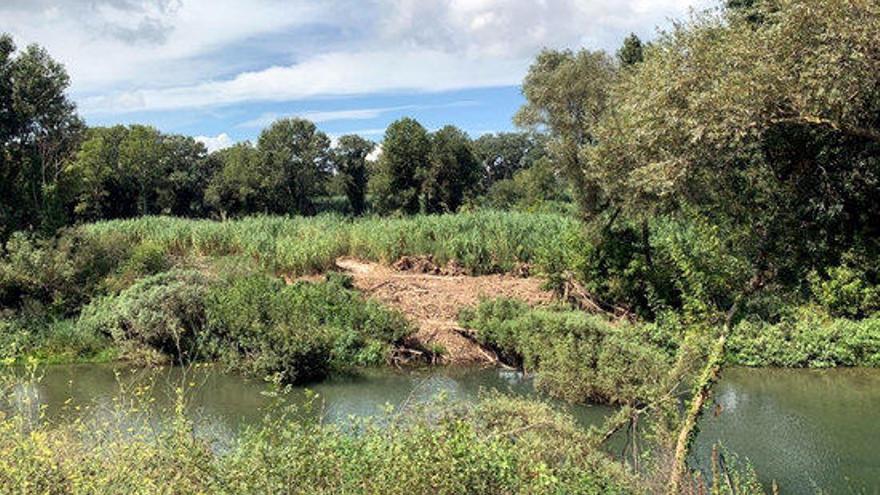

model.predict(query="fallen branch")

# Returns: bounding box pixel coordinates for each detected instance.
[667,330,727,494]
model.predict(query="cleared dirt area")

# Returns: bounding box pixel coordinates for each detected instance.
[333,257,555,363]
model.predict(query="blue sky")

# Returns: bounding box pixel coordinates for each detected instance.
[2,0,708,151]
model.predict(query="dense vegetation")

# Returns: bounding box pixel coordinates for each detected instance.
[1,0,879,492]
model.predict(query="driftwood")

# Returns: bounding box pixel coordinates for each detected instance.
[558,271,634,321]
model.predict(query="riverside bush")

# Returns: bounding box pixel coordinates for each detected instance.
[77,270,213,363]
[74,270,410,381]
[728,307,880,367]
[460,299,675,405]
[204,273,410,382]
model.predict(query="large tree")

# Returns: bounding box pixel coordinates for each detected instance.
[333,135,374,216]
[422,125,481,213]
[370,117,431,215]
[205,143,263,218]
[0,34,83,236]
[515,49,617,218]
[257,118,332,215]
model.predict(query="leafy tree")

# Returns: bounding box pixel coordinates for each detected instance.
[485,157,569,211]
[370,117,430,215]
[205,143,262,218]
[119,125,166,216]
[0,34,83,236]
[422,125,481,213]
[67,125,212,221]
[617,33,644,67]
[257,118,332,215]
[472,132,546,188]
[515,49,617,218]
[333,135,374,216]
[156,135,211,217]
[563,0,880,315]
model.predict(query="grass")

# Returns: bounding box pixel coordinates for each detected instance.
[78,210,583,276]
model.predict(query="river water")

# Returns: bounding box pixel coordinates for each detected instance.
[6,364,880,493]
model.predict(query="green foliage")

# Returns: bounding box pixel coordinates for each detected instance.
[333,134,374,216]
[371,117,431,215]
[0,315,109,362]
[460,299,674,405]
[204,273,410,382]
[66,125,212,220]
[421,125,481,213]
[616,33,644,66]
[808,256,880,319]
[472,132,547,188]
[483,157,571,213]
[204,142,263,217]
[728,307,880,367]
[0,382,640,495]
[515,48,617,217]
[0,230,128,315]
[77,270,213,363]
[257,118,332,215]
[79,210,581,277]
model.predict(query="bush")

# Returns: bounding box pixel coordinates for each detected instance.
[77,270,213,363]
[204,273,410,382]
[808,257,880,319]
[728,307,880,367]
[460,299,675,405]
[0,230,130,315]
[0,381,641,495]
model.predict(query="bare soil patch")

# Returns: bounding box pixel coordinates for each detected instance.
[334,257,554,363]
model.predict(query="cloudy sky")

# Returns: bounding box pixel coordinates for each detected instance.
[2,0,707,151]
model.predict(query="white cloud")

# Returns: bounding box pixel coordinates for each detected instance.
[237,101,477,128]
[3,0,709,115]
[195,132,234,152]
[81,50,524,113]
[366,143,383,162]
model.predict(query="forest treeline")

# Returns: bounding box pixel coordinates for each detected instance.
[1,28,554,233]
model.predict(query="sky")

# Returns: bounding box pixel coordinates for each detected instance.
[2,0,708,152]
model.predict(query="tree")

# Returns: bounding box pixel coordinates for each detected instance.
[617,33,644,67]
[257,118,332,215]
[205,143,262,218]
[0,34,83,236]
[422,125,481,213]
[333,135,374,216]
[67,125,212,221]
[370,118,431,215]
[472,132,546,188]
[156,135,211,217]
[119,125,165,216]
[66,126,135,221]
[572,0,880,313]
[515,49,617,218]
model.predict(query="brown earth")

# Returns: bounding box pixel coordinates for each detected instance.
[333,257,555,364]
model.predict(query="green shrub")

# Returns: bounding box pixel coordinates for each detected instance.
[728,307,880,367]
[77,270,213,363]
[0,381,640,495]
[0,315,110,362]
[204,273,410,382]
[0,230,130,315]
[460,299,674,405]
[808,259,880,319]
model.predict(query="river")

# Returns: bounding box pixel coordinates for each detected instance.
[5,364,879,493]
